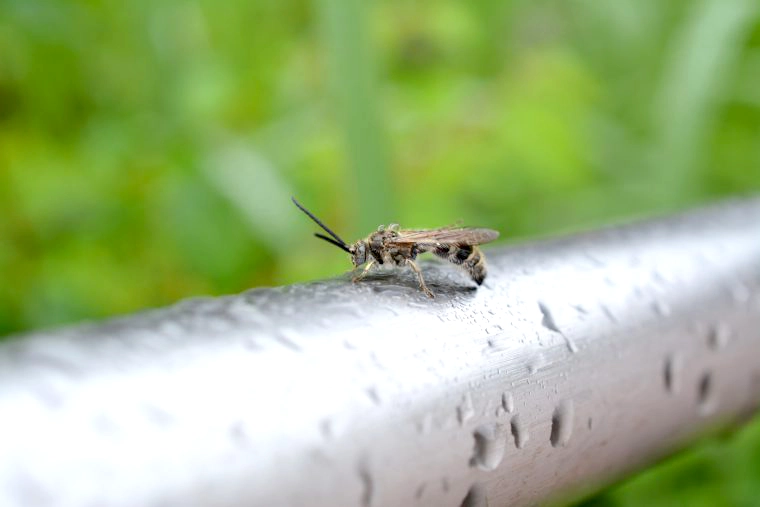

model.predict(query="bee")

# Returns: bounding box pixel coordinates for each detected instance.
[292,197,499,298]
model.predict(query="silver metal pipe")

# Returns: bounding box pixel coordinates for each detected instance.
[1,198,759,507]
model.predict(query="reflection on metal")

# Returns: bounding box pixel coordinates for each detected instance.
[1,198,759,507]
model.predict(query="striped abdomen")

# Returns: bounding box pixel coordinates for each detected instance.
[433,244,487,285]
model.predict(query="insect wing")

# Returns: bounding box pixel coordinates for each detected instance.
[389,228,499,246]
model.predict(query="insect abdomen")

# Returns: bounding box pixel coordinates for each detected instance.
[433,245,487,285]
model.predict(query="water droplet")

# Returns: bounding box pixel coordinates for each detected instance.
[584,252,604,267]
[369,352,386,370]
[550,399,574,447]
[653,300,671,317]
[457,392,475,426]
[485,324,503,335]
[469,423,506,471]
[538,301,561,333]
[708,323,732,350]
[416,413,433,434]
[573,304,588,315]
[229,421,251,447]
[273,328,302,351]
[460,483,487,507]
[663,354,681,394]
[587,417,593,430]
[365,386,381,405]
[510,414,529,449]
[415,483,426,500]
[601,304,617,323]
[358,464,373,506]
[538,301,578,353]
[697,371,716,416]
[501,392,514,413]
[319,419,333,440]
[527,353,547,374]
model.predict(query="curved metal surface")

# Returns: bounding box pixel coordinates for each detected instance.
[1,198,759,507]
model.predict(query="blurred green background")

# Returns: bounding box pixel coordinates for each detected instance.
[1,0,759,504]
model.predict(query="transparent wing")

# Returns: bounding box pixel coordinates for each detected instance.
[389,227,499,246]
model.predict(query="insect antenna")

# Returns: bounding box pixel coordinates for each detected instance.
[314,233,351,253]
[291,196,350,248]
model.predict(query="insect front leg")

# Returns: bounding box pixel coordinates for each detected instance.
[406,259,434,298]
[351,260,376,283]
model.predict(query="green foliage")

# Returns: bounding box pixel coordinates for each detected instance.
[576,418,760,507]
[1,0,759,504]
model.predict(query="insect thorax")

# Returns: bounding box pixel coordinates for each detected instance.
[367,229,399,265]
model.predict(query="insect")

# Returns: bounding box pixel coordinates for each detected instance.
[292,197,499,298]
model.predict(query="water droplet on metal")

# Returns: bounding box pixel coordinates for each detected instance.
[460,483,487,507]
[469,423,506,471]
[510,414,529,449]
[573,304,588,315]
[538,301,561,333]
[527,353,547,374]
[358,463,373,506]
[697,371,716,416]
[365,386,381,405]
[550,399,574,447]
[600,304,617,323]
[664,354,681,394]
[229,422,249,446]
[653,300,671,317]
[485,324,503,335]
[708,323,732,350]
[502,392,514,413]
[416,413,433,434]
[457,392,475,426]
[538,301,578,353]
[319,419,333,440]
[273,328,302,351]
[652,269,667,284]
[584,252,604,267]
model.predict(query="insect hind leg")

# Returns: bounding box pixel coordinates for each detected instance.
[406,259,435,298]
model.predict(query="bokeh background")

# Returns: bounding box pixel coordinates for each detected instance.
[1,0,759,504]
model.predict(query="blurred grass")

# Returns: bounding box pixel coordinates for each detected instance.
[1,0,759,504]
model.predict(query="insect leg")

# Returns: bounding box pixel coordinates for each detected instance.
[351,260,375,283]
[406,259,435,298]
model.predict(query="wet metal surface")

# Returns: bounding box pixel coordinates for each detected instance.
[1,198,759,506]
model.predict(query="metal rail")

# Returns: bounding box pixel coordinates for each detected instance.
[1,198,759,507]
